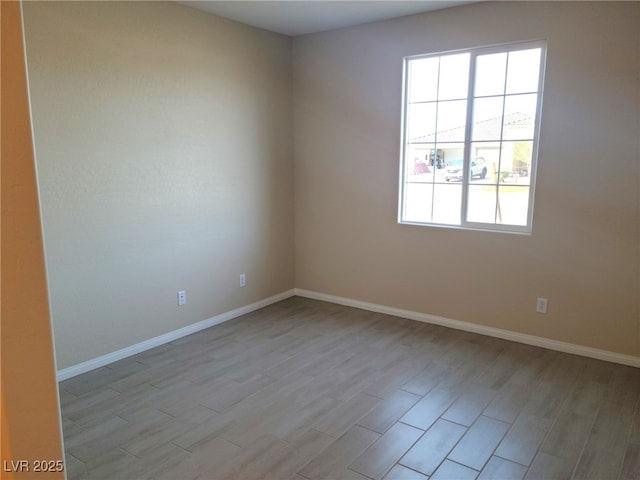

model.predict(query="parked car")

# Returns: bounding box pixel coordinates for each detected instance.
[445,158,488,181]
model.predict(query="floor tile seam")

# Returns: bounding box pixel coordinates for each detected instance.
[388,463,429,480]
[397,419,468,477]
[346,465,376,480]
[612,393,639,480]
[444,413,511,473]
[520,400,574,480]
[70,446,137,471]
[58,386,84,399]
[433,415,471,430]
[111,413,133,425]
[625,394,640,447]
[490,409,553,467]
[220,432,256,450]
[357,387,392,402]
[397,382,439,399]
[396,419,429,432]
[65,386,123,404]
[515,402,591,479]
[292,463,323,479]
[104,360,148,372]
[354,408,411,435]
[618,444,640,480]
[480,406,514,424]
[447,410,511,431]
[492,452,530,468]
[124,415,209,454]
[65,452,86,467]
[396,452,472,478]
[195,396,229,414]
[591,413,638,456]
[121,443,148,460]
[110,382,163,395]
[568,404,601,480]
[317,416,384,441]
[156,406,187,418]
[117,446,139,460]
[169,440,198,456]
[348,422,428,479]
[441,457,482,474]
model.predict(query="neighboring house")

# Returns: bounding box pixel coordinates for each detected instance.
[408,112,534,176]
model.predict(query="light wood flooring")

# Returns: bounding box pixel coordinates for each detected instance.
[59,296,640,480]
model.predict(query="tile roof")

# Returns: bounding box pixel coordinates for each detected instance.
[409,112,532,144]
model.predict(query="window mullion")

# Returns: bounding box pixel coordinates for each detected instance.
[398,59,409,223]
[494,52,510,224]
[431,57,441,223]
[460,53,476,226]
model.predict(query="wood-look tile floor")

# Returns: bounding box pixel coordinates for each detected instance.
[60,297,640,480]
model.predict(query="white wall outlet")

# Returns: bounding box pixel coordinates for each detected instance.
[239,273,246,287]
[177,290,186,306]
[536,297,548,314]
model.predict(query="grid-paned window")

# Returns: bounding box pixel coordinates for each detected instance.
[399,41,546,234]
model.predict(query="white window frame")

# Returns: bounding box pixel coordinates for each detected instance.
[398,40,547,234]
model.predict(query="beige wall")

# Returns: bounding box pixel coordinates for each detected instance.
[1,1,65,476]
[293,2,640,357]
[22,1,294,369]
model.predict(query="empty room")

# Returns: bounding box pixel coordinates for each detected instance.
[2,1,639,479]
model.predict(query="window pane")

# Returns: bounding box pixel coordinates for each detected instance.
[469,156,489,183]
[472,96,504,141]
[408,57,439,103]
[503,93,537,140]
[467,185,497,223]
[404,183,433,223]
[498,141,532,185]
[444,157,465,182]
[406,144,435,183]
[506,48,541,94]
[407,102,437,142]
[436,100,467,142]
[438,53,470,100]
[435,142,464,183]
[432,184,462,224]
[497,186,530,226]
[472,142,500,184]
[439,143,466,182]
[443,156,490,184]
[427,145,448,172]
[436,142,465,167]
[475,52,507,97]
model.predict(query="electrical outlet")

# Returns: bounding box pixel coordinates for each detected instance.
[536,297,548,314]
[239,273,246,287]
[178,290,186,306]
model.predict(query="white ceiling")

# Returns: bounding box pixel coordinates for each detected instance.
[180,1,479,37]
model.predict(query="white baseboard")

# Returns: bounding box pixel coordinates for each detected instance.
[58,286,638,381]
[294,288,640,368]
[57,289,296,381]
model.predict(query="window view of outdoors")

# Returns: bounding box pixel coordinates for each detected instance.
[400,43,545,232]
